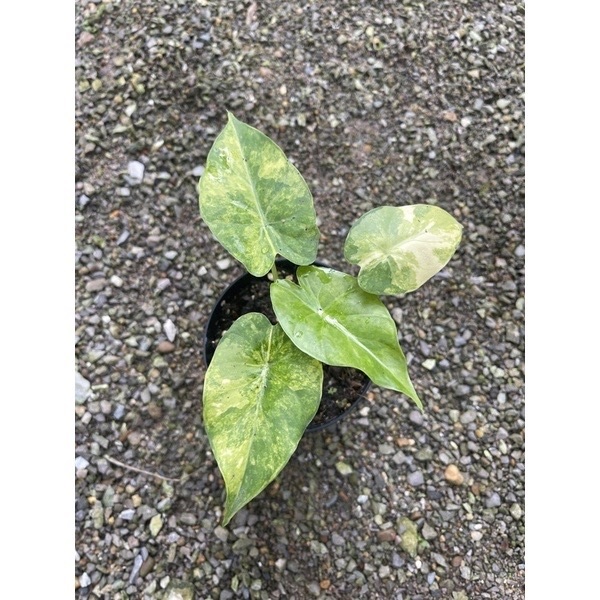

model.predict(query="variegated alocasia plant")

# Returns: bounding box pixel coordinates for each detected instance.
[198,112,462,525]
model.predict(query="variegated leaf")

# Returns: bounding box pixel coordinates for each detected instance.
[202,312,323,525]
[198,112,320,276]
[270,266,422,409]
[344,205,462,295]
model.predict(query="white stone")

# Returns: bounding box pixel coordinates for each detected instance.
[75,372,91,404]
[164,319,177,342]
[422,358,436,371]
[127,160,145,184]
[75,456,89,470]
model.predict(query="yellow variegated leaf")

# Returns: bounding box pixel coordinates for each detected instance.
[344,205,462,295]
[203,312,323,524]
[198,112,320,276]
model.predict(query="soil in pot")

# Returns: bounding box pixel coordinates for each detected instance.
[203,260,371,432]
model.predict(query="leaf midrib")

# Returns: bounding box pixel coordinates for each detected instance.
[283,270,420,406]
[231,118,276,256]
[322,312,396,380]
[294,273,401,384]
[231,326,274,502]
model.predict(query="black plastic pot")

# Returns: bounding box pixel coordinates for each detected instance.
[203,259,371,432]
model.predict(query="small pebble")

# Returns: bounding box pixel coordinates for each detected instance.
[127,160,145,184]
[335,461,353,476]
[117,230,130,245]
[460,410,477,424]
[422,522,438,540]
[485,492,502,508]
[163,319,177,342]
[75,456,89,470]
[407,470,424,487]
[139,556,155,577]
[86,278,106,293]
[378,443,395,455]
[157,341,175,353]
[377,529,396,543]
[156,278,171,291]
[444,464,465,485]
[75,372,91,404]
[275,558,286,571]
[510,503,523,520]
[392,553,404,568]
[179,512,197,526]
[409,410,424,426]
[214,526,229,542]
[149,514,164,536]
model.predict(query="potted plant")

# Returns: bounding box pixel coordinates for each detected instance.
[198,112,462,525]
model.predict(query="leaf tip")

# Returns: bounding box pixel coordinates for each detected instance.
[410,389,424,412]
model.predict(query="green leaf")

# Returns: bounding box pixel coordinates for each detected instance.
[344,205,462,295]
[270,266,422,409]
[202,312,323,525]
[198,112,320,276]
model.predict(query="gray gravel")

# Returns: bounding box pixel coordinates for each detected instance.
[75,0,524,598]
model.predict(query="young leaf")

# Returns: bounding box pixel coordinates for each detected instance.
[344,205,462,295]
[202,312,323,525]
[197,112,320,277]
[270,266,422,409]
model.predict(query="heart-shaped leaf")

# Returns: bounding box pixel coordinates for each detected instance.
[270,266,421,409]
[202,312,323,525]
[198,112,320,276]
[344,204,462,295]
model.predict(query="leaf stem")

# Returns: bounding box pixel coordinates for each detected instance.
[271,262,279,281]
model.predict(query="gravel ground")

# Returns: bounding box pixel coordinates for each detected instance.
[75,1,524,598]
